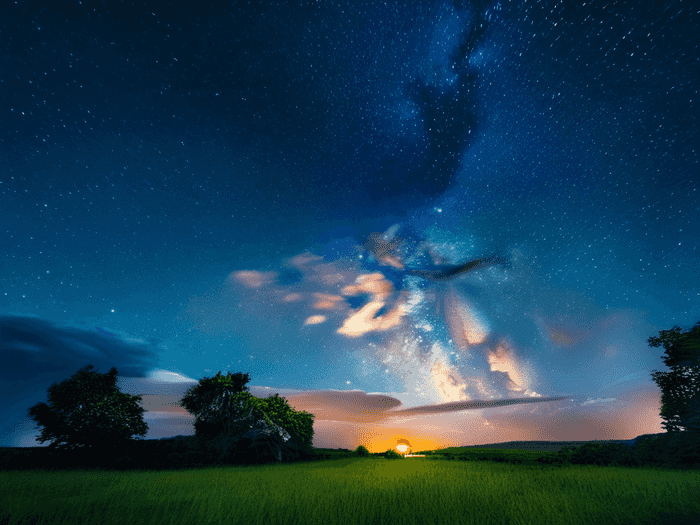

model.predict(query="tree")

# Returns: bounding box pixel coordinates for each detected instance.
[27,365,148,451]
[253,392,315,461]
[648,321,700,434]
[355,445,370,457]
[178,371,315,464]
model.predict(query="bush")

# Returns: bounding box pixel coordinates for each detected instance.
[664,432,700,467]
[355,445,370,457]
[383,449,403,459]
[633,432,700,468]
[555,437,699,469]
[561,443,638,467]
[631,436,669,467]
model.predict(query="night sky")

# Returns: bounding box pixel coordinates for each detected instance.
[2,0,698,453]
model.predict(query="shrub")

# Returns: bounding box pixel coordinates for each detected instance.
[564,443,638,467]
[383,449,403,459]
[633,432,700,468]
[664,432,700,467]
[355,445,370,457]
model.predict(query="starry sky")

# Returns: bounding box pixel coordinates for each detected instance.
[1,0,699,454]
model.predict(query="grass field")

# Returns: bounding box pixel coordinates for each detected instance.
[1,456,698,525]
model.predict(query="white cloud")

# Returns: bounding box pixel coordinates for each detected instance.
[582,397,616,406]
[147,369,197,383]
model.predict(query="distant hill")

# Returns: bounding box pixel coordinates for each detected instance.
[443,433,668,453]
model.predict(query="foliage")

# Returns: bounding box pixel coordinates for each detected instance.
[632,436,674,467]
[383,448,403,459]
[178,371,273,462]
[633,432,700,468]
[255,393,315,459]
[648,321,700,433]
[27,365,147,451]
[551,437,700,469]
[355,445,370,457]
[178,371,252,430]
[558,443,639,467]
[178,371,314,464]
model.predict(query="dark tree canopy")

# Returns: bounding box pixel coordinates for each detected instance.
[27,365,148,450]
[178,371,252,432]
[178,371,314,463]
[649,321,700,434]
[355,445,370,457]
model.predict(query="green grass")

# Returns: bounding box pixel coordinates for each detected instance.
[1,457,699,525]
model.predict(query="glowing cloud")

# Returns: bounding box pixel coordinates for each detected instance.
[337,274,408,337]
[147,369,197,383]
[487,339,530,392]
[444,289,488,347]
[312,293,343,309]
[229,270,278,289]
[430,352,469,402]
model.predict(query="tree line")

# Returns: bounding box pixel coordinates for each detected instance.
[23,369,315,469]
[15,319,700,470]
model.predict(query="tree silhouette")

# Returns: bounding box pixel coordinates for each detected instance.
[355,445,370,457]
[27,365,148,450]
[649,321,700,434]
[178,371,314,463]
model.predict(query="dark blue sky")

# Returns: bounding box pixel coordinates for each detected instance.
[1,0,698,452]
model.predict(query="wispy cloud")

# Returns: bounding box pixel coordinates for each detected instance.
[582,397,617,406]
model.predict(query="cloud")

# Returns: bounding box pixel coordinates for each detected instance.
[147,369,197,383]
[304,315,326,326]
[582,397,617,406]
[229,271,278,289]
[228,254,411,339]
[444,289,488,346]
[0,315,157,379]
[337,274,410,337]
